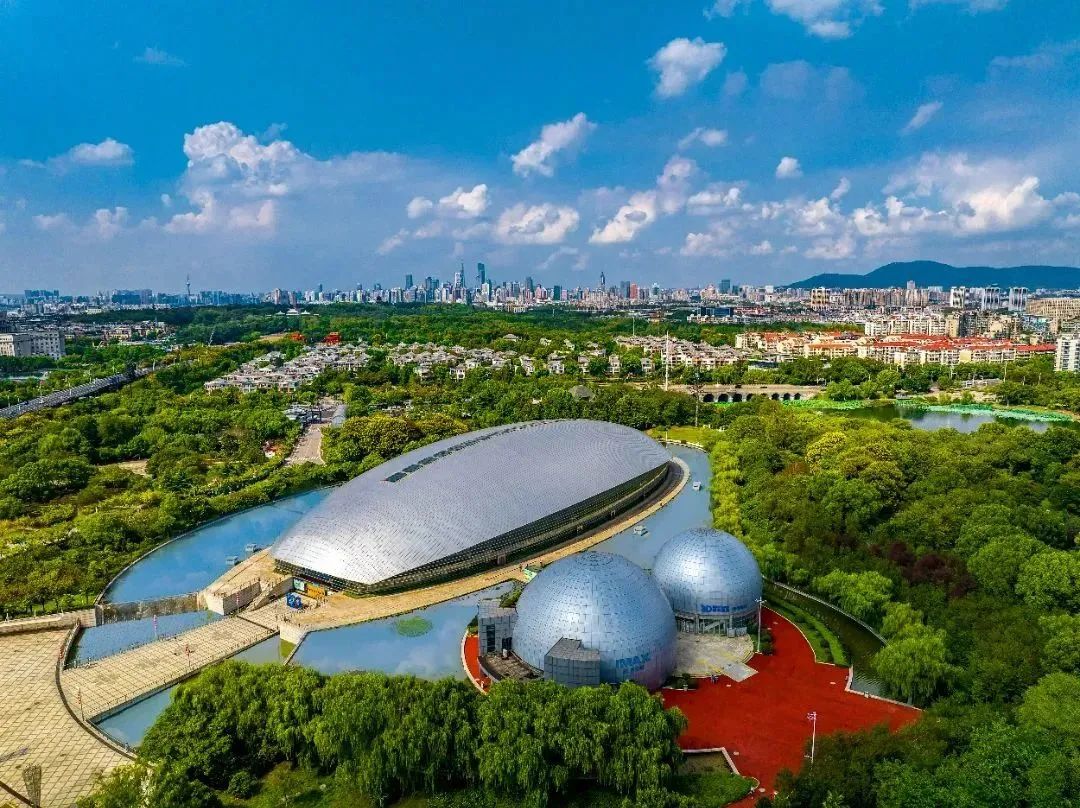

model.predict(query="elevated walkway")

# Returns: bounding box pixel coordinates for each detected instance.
[60,617,273,722]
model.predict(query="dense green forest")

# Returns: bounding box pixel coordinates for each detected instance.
[76,664,743,808]
[705,403,1080,806]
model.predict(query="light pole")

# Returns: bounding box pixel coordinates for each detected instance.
[755,597,765,653]
[807,711,817,764]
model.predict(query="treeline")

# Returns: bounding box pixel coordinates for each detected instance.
[78,662,688,808]
[708,401,1080,805]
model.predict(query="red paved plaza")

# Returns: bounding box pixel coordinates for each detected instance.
[661,608,920,803]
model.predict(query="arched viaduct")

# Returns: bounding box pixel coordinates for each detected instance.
[667,384,823,403]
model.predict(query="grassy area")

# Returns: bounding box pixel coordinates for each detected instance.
[279,639,296,659]
[649,425,723,450]
[394,616,434,637]
[768,598,848,666]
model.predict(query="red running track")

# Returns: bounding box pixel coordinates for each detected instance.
[462,634,491,690]
[661,608,920,804]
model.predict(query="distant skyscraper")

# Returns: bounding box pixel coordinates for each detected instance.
[719,278,731,294]
[526,276,535,293]
[477,262,486,286]
[600,272,606,289]
[405,274,414,289]
[552,285,562,301]
[620,280,631,300]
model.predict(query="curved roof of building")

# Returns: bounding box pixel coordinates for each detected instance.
[652,527,762,618]
[271,419,670,587]
[512,551,677,690]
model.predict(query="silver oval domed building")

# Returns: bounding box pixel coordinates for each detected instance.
[512,552,677,690]
[652,528,762,634]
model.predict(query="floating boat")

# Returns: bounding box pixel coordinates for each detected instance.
[225,555,240,566]
[692,480,702,491]
[633,524,649,535]
[244,543,260,553]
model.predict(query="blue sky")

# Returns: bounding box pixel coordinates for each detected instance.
[2,0,1079,293]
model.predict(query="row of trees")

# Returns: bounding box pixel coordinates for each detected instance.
[80,662,688,808]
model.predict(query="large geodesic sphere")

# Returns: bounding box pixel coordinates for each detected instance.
[512,552,677,690]
[652,528,762,630]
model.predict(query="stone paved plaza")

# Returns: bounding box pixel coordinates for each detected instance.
[60,617,273,722]
[676,632,756,681]
[0,629,128,807]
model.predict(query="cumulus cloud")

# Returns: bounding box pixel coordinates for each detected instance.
[377,228,410,255]
[89,207,130,240]
[135,47,186,67]
[648,38,726,98]
[764,0,883,39]
[902,101,943,133]
[681,222,736,256]
[511,113,596,177]
[590,156,696,244]
[805,231,856,259]
[687,183,744,214]
[830,177,851,200]
[60,138,134,167]
[33,213,73,231]
[437,185,489,218]
[776,156,803,179]
[494,203,580,244]
[406,197,434,218]
[678,127,729,150]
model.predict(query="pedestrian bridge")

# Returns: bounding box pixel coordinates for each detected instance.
[668,384,823,403]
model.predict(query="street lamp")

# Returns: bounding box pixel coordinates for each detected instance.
[755,597,765,653]
[807,711,818,764]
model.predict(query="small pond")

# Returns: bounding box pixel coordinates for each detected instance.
[841,403,1063,433]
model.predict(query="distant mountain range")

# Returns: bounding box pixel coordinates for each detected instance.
[788,261,1080,290]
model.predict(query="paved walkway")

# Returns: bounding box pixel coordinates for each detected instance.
[60,617,273,722]
[662,608,920,805]
[0,629,128,807]
[675,633,755,680]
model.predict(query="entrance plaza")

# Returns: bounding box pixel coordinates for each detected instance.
[662,608,920,804]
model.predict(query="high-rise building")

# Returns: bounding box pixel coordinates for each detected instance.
[1008,287,1028,312]
[477,262,486,286]
[719,279,731,294]
[526,276,535,293]
[620,280,631,299]
[1056,335,1080,371]
[552,285,562,302]
[600,272,606,289]
[405,274,414,289]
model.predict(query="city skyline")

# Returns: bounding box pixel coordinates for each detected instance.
[2,1,1080,293]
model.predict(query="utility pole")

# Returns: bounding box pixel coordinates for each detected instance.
[807,711,818,764]
[755,597,765,653]
[664,333,670,392]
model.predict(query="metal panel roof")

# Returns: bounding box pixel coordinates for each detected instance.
[271,419,670,587]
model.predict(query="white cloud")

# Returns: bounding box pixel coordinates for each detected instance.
[704,0,751,18]
[538,246,588,271]
[135,47,186,67]
[723,70,749,97]
[681,222,736,256]
[805,231,856,259]
[884,152,1053,233]
[749,239,775,255]
[63,138,134,167]
[590,156,696,244]
[760,61,860,103]
[678,127,729,150]
[687,183,743,214]
[89,207,129,240]
[910,0,1008,13]
[990,39,1080,71]
[590,192,659,244]
[437,184,489,218]
[377,228,410,255]
[902,101,943,133]
[33,213,73,231]
[648,38,726,98]
[406,196,433,218]
[776,156,803,179]
[830,177,851,200]
[511,113,596,177]
[494,203,580,245]
[765,0,883,39]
